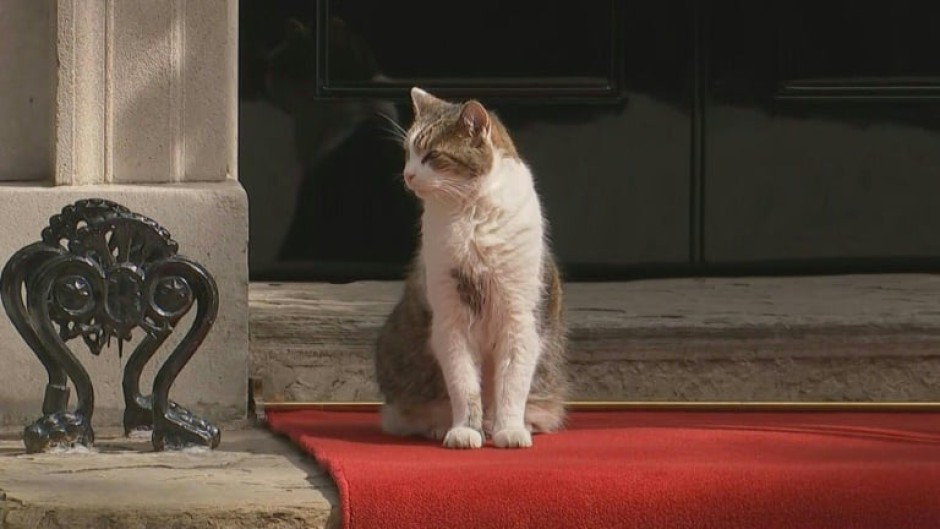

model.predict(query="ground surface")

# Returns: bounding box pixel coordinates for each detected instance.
[0,422,337,529]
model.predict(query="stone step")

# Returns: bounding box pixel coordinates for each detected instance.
[0,423,338,529]
[250,274,940,403]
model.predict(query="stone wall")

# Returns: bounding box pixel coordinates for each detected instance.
[0,0,247,426]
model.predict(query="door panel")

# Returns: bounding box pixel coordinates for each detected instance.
[239,0,694,281]
[704,0,940,265]
[319,0,620,99]
[778,3,940,92]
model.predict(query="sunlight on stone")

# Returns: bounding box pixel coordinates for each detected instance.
[47,444,98,455]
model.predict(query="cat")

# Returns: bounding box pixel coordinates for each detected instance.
[375,87,569,449]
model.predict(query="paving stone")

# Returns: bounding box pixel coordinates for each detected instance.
[0,423,337,529]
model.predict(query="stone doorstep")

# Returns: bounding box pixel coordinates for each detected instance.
[250,274,940,403]
[0,422,338,529]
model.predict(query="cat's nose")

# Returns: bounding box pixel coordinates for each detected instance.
[404,172,416,186]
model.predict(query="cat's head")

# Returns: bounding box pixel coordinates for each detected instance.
[401,87,516,203]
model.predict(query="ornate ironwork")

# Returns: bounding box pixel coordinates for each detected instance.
[1,199,221,453]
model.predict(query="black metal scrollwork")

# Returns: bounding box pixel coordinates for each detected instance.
[0,199,221,453]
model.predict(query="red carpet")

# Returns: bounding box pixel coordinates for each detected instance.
[266,408,940,529]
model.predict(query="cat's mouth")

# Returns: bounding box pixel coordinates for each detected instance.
[403,179,430,201]
[404,171,472,203]
[402,173,423,195]
[406,181,453,203]
[403,173,437,199]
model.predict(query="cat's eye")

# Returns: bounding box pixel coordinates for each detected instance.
[421,151,441,164]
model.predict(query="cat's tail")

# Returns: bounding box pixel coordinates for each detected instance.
[525,398,567,433]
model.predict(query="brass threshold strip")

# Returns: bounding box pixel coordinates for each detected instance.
[260,401,940,413]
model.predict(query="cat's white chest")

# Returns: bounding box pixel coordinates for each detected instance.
[420,212,471,270]
[420,175,544,325]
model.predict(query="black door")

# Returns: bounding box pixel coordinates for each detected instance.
[239,0,694,281]
[705,0,940,271]
[238,1,940,282]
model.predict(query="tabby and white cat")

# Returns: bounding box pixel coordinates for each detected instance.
[375,87,568,449]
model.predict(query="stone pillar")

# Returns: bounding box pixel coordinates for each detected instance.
[0,0,248,426]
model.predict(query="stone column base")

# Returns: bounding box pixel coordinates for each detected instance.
[0,181,248,426]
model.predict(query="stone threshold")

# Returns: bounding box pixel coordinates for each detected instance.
[0,422,338,529]
[250,274,940,403]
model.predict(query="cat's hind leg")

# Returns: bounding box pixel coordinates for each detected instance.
[380,401,451,441]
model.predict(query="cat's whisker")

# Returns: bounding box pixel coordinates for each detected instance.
[376,125,404,141]
[435,182,468,203]
[378,128,408,146]
[376,112,408,141]
[376,121,404,135]
[378,112,407,134]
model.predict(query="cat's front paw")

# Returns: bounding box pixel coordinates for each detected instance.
[492,427,532,449]
[442,426,484,449]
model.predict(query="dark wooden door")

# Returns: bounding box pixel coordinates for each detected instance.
[704,0,940,272]
[238,1,940,281]
[239,0,694,281]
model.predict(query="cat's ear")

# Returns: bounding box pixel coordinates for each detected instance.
[459,100,491,137]
[411,87,441,117]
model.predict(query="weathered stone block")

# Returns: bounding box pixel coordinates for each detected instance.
[0,181,248,426]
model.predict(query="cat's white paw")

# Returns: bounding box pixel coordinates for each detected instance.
[442,426,484,449]
[492,427,533,449]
